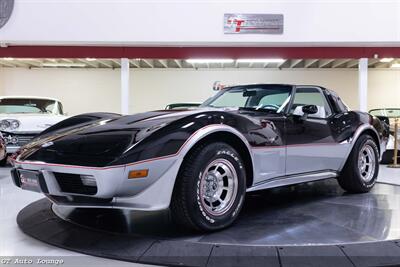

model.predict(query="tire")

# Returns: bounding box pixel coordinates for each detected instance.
[338,135,379,193]
[170,142,246,232]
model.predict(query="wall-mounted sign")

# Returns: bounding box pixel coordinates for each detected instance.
[224,13,283,34]
[0,0,14,29]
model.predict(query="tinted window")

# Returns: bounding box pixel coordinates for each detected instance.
[290,87,332,118]
[202,85,292,113]
[326,90,348,113]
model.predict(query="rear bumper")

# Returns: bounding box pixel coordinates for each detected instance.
[12,156,182,211]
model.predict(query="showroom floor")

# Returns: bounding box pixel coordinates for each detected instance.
[1,165,399,264]
[0,167,150,266]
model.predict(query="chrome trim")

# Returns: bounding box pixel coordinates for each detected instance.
[247,170,338,192]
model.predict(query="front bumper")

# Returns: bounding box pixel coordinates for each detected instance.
[12,156,181,211]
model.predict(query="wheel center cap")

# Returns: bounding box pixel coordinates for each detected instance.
[212,183,218,191]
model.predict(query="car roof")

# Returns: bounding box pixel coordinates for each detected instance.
[225,84,327,90]
[0,96,60,101]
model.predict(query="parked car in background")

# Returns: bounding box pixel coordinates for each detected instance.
[11,84,388,231]
[165,103,201,110]
[369,108,400,164]
[0,96,67,163]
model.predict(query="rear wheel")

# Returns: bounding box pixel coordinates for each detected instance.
[338,135,379,193]
[170,142,246,232]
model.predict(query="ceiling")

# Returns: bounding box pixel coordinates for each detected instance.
[0,58,398,69]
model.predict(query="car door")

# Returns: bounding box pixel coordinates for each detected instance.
[285,86,343,175]
[244,85,291,184]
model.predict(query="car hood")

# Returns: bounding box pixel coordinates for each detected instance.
[0,113,68,133]
[18,107,281,166]
[17,109,205,165]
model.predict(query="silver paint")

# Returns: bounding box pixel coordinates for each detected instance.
[247,170,338,192]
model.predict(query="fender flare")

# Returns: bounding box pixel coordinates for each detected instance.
[174,124,255,184]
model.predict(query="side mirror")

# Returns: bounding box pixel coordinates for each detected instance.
[302,105,318,115]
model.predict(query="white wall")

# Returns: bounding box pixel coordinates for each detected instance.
[369,70,400,109]
[1,0,399,46]
[0,67,398,115]
[130,69,358,112]
[0,68,120,115]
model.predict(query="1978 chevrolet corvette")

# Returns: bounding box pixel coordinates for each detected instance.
[11,84,388,231]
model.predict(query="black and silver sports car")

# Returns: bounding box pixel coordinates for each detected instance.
[11,84,389,231]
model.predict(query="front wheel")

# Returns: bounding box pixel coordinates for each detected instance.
[170,142,246,232]
[338,135,379,193]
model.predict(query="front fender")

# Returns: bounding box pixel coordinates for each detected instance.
[116,124,254,210]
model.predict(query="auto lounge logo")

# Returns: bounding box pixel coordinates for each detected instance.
[0,0,14,29]
[224,13,284,34]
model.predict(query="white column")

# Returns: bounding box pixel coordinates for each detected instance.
[121,58,130,115]
[358,58,368,112]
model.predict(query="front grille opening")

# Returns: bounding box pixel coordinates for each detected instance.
[48,195,112,205]
[54,172,97,195]
[3,134,36,146]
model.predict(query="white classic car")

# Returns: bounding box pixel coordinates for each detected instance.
[0,96,67,157]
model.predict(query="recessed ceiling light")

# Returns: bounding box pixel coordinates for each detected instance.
[380,58,394,63]
[390,63,400,68]
[186,59,234,64]
[236,58,285,63]
[3,57,14,61]
[85,58,97,61]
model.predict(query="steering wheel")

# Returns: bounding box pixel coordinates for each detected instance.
[257,104,280,111]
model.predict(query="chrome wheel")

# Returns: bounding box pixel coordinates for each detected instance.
[199,159,238,216]
[358,144,376,182]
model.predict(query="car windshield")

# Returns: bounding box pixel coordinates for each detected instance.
[201,85,292,113]
[0,98,61,114]
[370,108,400,118]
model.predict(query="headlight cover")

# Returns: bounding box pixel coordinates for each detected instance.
[0,119,20,131]
[0,120,11,131]
[10,120,20,130]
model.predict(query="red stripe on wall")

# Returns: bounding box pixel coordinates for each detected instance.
[1,46,400,59]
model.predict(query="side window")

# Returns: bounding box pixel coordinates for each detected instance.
[326,90,348,113]
[290,87,332,118]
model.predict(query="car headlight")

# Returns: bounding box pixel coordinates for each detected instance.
[0,120,10,131]
[10,120,20,130]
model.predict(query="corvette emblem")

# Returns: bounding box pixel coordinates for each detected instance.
[0,0,14,29]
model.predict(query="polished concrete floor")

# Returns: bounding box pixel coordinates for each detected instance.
[54,179,400,246]
[1,165,400,256]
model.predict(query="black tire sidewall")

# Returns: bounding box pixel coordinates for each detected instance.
[351,136,379,189]
[185,142,246,231]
